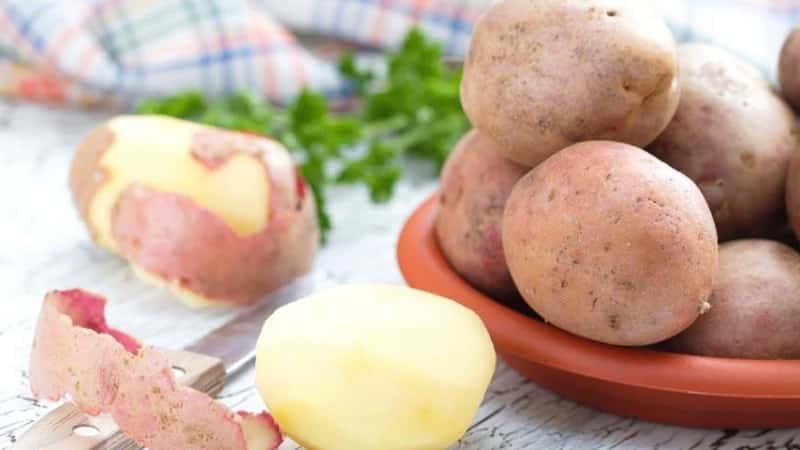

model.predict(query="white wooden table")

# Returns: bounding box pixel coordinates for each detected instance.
[0,101,798,450]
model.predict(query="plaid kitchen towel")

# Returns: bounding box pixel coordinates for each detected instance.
[0,0,798,108]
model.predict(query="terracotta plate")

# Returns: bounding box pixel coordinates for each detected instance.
[397,194,800,429]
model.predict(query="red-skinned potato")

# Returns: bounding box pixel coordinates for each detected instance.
[436,130,528,299]
[780,27,800,111]
[670,240,800,359]
[70,116,318,307]
[784,149,800,240]
[461,0,680,167]
[503,141,718,346]
[649,44,798,241]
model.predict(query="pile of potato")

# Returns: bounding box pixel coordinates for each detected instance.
[437,0,800,358]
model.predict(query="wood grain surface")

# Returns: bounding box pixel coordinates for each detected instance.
[0,101,798,450]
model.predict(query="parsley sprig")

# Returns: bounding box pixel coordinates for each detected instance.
[135,28,469,241]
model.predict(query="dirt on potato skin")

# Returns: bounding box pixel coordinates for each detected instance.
[648,44,799,241]
[783,151,800,242]
[435,130,528,300]
[502,141,718,346]
[461,0,680,167]
[668,239,800,359]
[780,27,800,111]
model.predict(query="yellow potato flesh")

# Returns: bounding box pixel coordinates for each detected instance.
[88,115,269,252]
[255,284,496,450]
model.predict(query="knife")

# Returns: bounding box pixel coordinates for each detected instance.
[13,278,312,450]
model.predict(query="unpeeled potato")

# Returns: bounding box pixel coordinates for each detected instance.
[780,27,800,111]
[784,135,800,242]
[648,44,798,240]
[436,130,528,299]
[461,0,680,166]
[670,240,800,359]
[503,141,718,346]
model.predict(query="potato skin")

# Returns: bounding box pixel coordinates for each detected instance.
[70,124,114,238]
[70,123,318,306]
[461,0,679,167]
[435,130,528,299]
[502,141,718,346]
[779,27,800,111]
[785,151,800,241]
[670,240,800,359]
[648,44,798,241]
[111,181,317,305]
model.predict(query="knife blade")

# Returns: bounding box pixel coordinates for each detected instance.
[12,277,314,450]
[185,277,312,375]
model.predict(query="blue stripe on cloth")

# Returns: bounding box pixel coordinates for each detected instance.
[311,0,326,38]
[350,0,369,42]
[140,42,293,74]
[442,4,466,55]
[113,1,142,75]
[347,0,472,43]
[181,0,212,95]
[4,2,45,50]
[331,0,347,35]
[14,2,50,50]
[206,0,233,93]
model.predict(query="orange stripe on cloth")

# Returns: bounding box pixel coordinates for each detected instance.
[411,0,431,21]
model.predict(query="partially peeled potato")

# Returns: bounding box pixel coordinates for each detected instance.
[70,115,318,307]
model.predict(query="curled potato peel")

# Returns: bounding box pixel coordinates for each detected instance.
[29,289,282,450]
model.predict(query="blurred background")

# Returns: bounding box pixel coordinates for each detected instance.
[0,0,798,108]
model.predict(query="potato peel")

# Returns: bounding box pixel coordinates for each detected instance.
[29,289,282,450]
[70,118,319,307]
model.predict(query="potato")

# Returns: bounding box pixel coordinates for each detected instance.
[255,284,496,450]
[503,141,718,346]
[436,130,528,298]
[461,0,680,167]
[780,27,800,111]
[648,44,798,241]
[670,240,800,359]
[783,151,800,242]
[786,151,800,243]
[70,115,318,307]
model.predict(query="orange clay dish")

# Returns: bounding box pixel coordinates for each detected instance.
[397,195,800,429]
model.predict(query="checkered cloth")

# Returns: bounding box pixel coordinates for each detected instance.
[0,0,798,107]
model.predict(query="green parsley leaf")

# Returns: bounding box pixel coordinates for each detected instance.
[133,27,469,243]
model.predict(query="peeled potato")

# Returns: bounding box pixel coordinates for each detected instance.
[70,115,318,307]
[255,284,496,450]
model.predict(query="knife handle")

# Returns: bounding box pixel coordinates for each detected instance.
[13,349,225,450]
